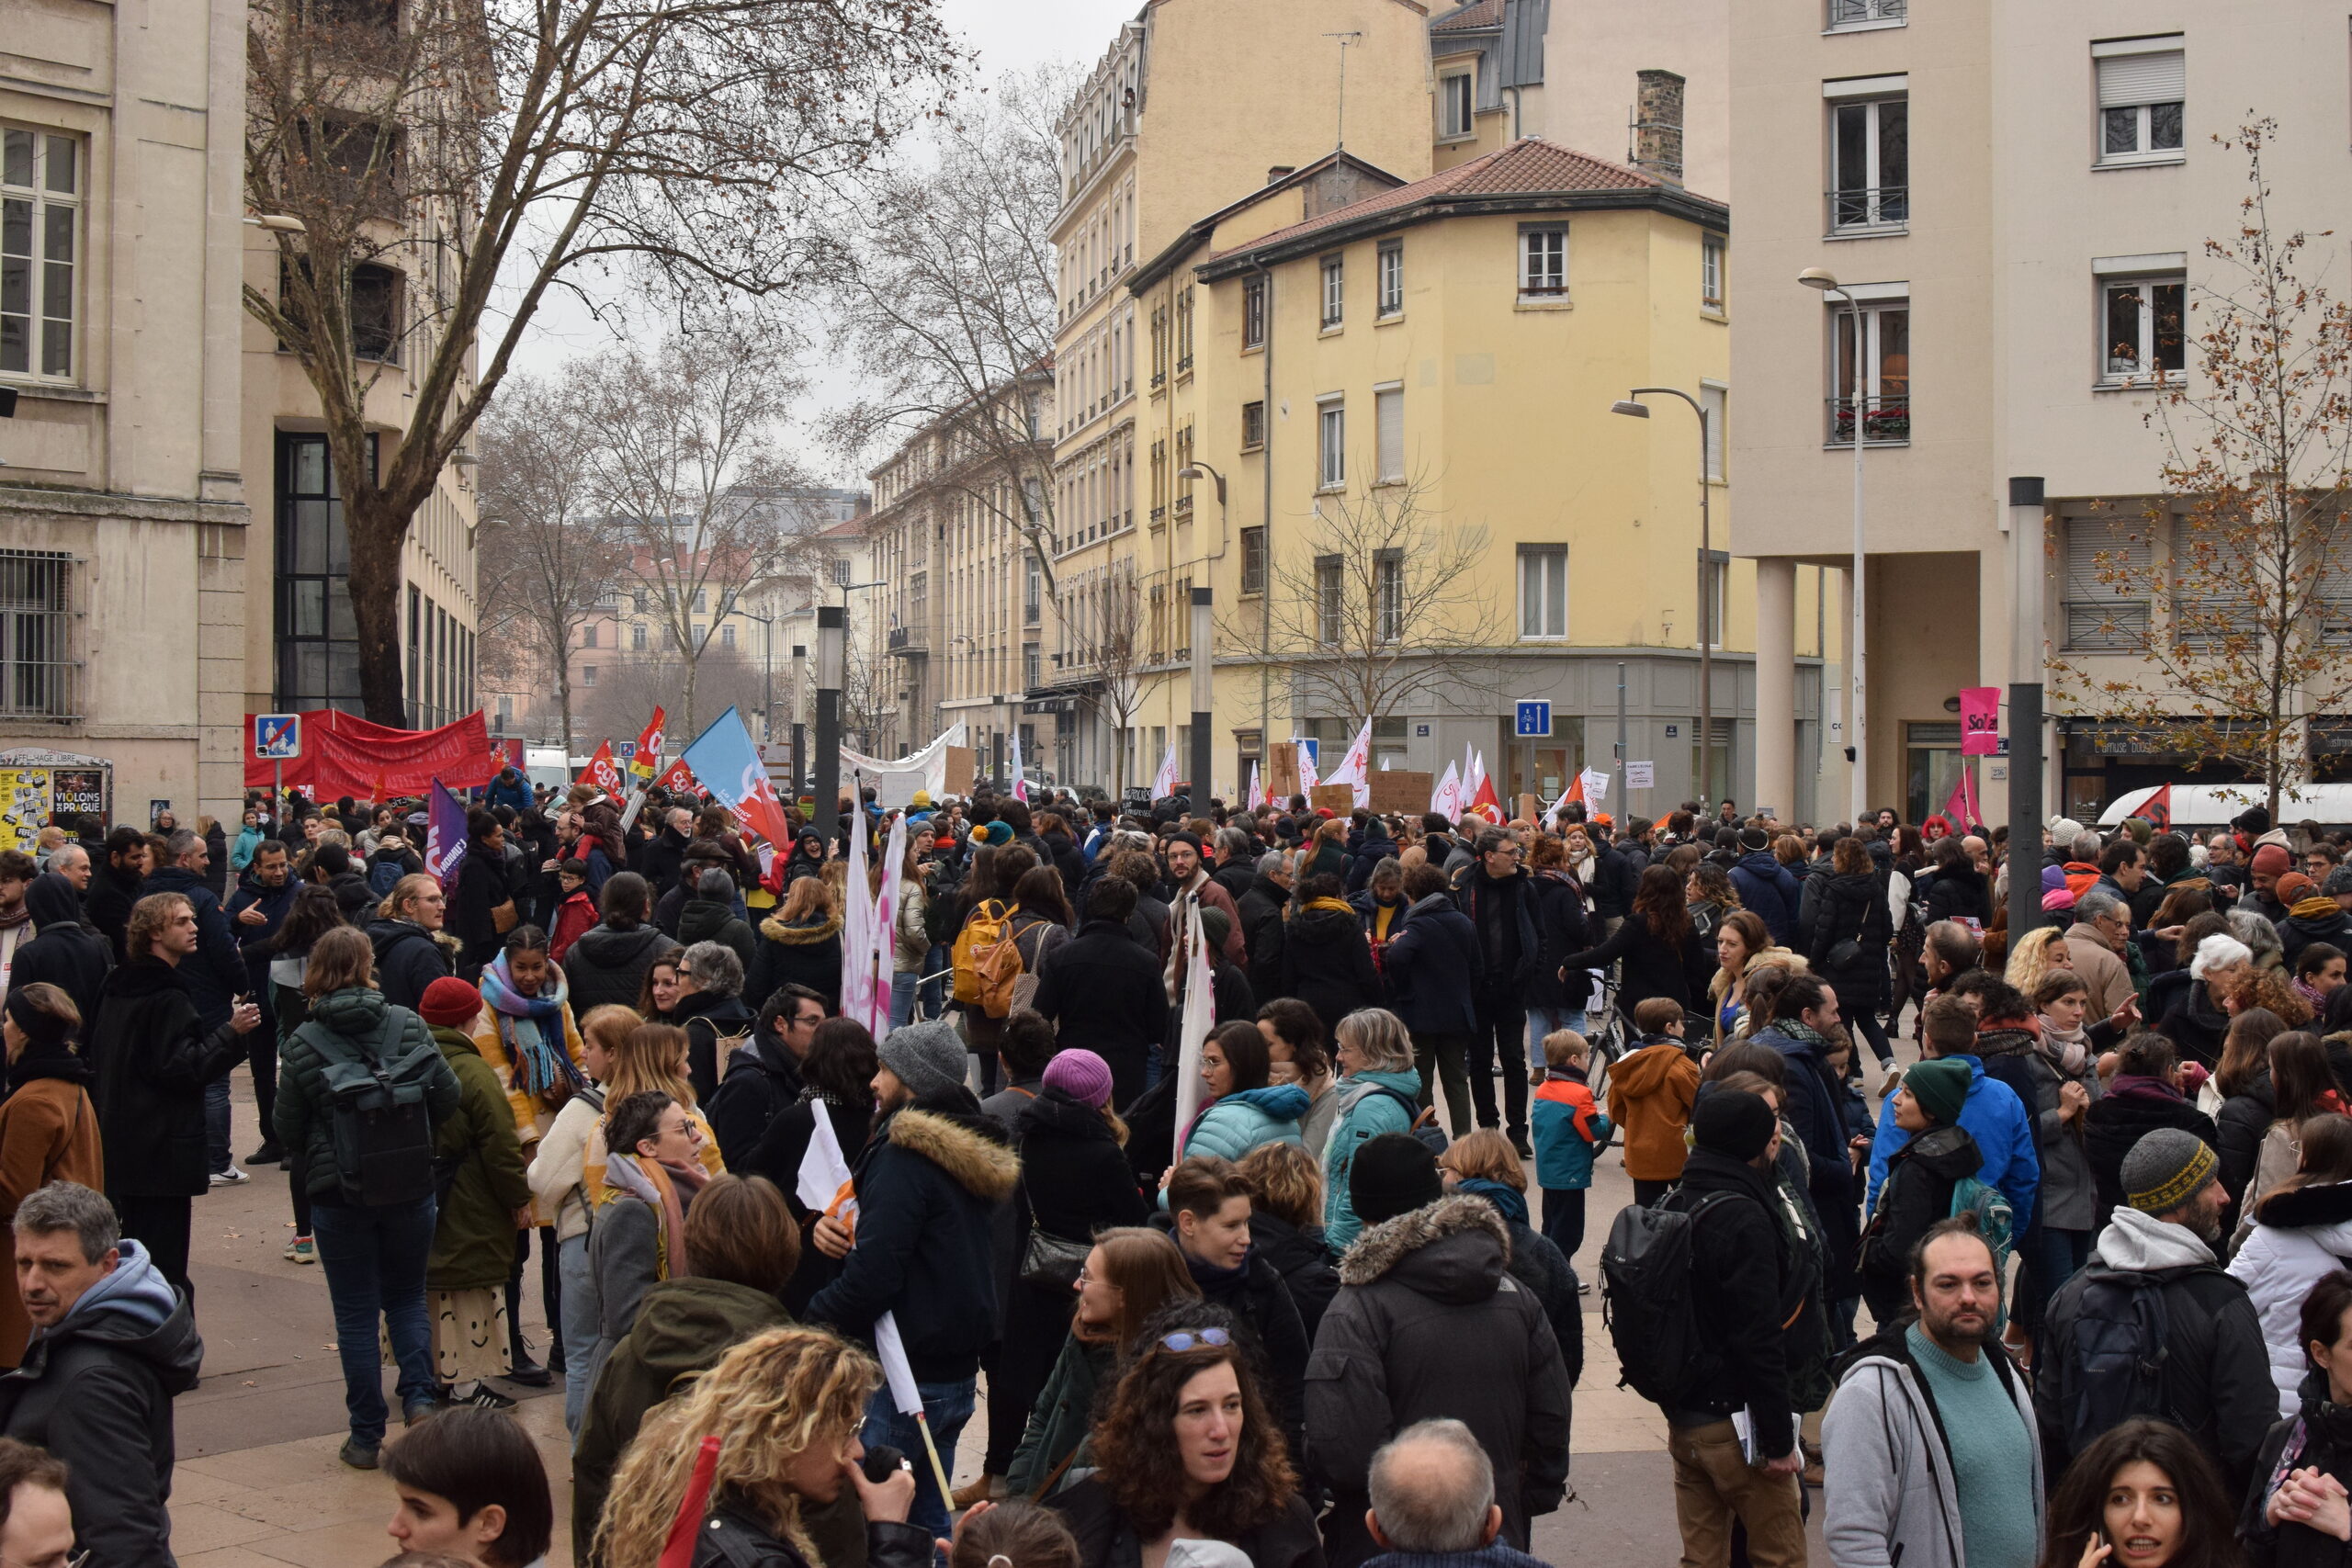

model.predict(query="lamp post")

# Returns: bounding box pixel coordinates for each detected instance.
[2007,477,2047,944]
[1800,265,1871,824]
[790,643,806,801]
[815,606,843,845]
[1178,460,1227,804]
[1611,389,1714,809]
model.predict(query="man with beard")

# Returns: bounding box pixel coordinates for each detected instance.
[1824,1221,2042,1568]
[2032,1126,2274,1497]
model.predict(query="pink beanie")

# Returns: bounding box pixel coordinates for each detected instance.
[1041,1048,1114,1109]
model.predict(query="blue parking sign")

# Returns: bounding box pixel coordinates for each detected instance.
[253,713,302,761]
[1513,700,1551,738]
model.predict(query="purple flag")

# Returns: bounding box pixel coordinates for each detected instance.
[426,778,469,888]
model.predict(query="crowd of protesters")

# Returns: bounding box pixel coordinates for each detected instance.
[15,766,2352,1568]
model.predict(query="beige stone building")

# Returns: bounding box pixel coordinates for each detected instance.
[1731,0,2352,826]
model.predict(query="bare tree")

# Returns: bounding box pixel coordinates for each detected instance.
[1229,478,1509,736]
[1060,560,1150,795]
[579,649,766,745]
[2050,119,2352,818]
[242,0,958,725]
[578,315,811,737]
[474,368,626,758]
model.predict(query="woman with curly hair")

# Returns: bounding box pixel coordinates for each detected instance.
[594,1325,929,1568]
[2035,1415,2241,1568]
[1047,1302,1320,1568]
[2007,925,2076,998]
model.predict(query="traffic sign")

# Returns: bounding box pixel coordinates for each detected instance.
[1514,700,1551,738]
[253,714,302,761]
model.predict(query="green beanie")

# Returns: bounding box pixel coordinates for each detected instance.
[1905,1057,1972,1128]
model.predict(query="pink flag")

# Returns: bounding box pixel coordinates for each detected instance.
[1943,763,1980,830]
[1959,687,2001,756]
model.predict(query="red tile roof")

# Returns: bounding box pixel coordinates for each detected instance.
[1430,0,1501,31]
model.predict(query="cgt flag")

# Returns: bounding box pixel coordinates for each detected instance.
[651,756,701,798]
[679,706,794,848]
[578,740,623,797]
[630,708,667,781]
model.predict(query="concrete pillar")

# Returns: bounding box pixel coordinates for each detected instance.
[1833,566,1857,826]
[1755,558,1797,821]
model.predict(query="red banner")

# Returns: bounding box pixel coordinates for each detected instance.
[243,710,495,799]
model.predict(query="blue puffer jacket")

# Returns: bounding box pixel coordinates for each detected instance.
[1321,1067,1424,1255]
[1730,851,1804,947]
[1181,1085,1310,1165]
[1866,1053,2041,1235]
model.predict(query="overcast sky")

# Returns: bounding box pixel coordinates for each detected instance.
[492,0,1113,486]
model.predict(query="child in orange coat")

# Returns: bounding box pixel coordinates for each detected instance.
[1605,997,1704,1209]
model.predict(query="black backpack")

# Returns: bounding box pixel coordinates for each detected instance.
[1601,1188,1738,1407]
[297,1009,443,1206]
[2060,1269,2175,1453]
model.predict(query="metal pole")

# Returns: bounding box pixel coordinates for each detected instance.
[1698,406,1713,811]
[1190,586,1214,807]
[815,607,844,849]
[2007,476,2048,944]
[1616,660,1628,801]
[1843,289,1870,825]
[791,642,807,800]
[762,618,774,744]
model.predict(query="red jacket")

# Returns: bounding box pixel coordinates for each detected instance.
[549,888,597,965]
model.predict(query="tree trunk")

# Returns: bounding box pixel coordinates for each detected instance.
[681,656,699,741]
[558,671,574,761]
[346,493,411,728]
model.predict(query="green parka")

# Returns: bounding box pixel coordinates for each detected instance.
[274,986,459,1203]
[426,1025,532,1292]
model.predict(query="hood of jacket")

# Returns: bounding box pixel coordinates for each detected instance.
[1613,1039,1694,1097]
[569,922,672,968]
[20,1238,202,1396]
[23,874,87,931]
[2255,1178,2352,1232]
[673,989,753,1030]
[1895,1122,1983,1180]
[1337,1192,1510,1300]
[2094,1204,2220,1272]
[1287,906,1362,947]
[368,916,440,959]
[1404,890,1469,926]
[308,984,391,1037]
[1219,1084,1311,1122]
[1736,851,1786,880]
[759,912,843,946]
[1018,1085,1122,1141]
[887,1106,1021,1203]
[677,899,741,945]
[625,1276,791,1383]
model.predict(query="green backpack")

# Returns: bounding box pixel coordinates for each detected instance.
[297,1010,443,1206]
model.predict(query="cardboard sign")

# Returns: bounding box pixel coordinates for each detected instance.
[1518,794,1542,823]
[1366,770,1432,815]
[1309,784,1355,817]
[1267,741,1301,801]
[943,746,975,796]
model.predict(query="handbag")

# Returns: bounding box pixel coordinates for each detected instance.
[492,898,520,935]
[1017,1174,1090,1289]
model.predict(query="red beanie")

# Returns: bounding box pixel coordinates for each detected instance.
[418,976,482,1030]
[2252,843,2293,877]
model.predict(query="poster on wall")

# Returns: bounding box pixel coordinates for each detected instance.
[0,752,113,853]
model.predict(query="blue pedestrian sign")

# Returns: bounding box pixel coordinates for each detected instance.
[1514,700,1552,739]
[253,713,302,761]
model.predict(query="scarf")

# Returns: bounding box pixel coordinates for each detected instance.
[1456,1176,1530,1225]
[1774,1018,1830,1050]
[2291,895,2342,922]
[1303,897,1355,917]
[2036,1012,2091,1076]
[478,951,579,1099]
[2298,977,2332,1015]
[1183,1248,1251,1294]
[601,1150,707,1281]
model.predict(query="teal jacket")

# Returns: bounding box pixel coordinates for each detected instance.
[1320,1067,1424,1254]
[1180,1085,1310,1165]
[1529,1066,1612,1190]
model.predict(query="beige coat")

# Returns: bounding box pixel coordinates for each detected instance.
[2064,921,2137,1019]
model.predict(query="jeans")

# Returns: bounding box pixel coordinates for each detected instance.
[2017,1223,2094,1337]
[1850,1008,1895,1071]
[1470,988,1530,1137]
[890,971,920,1030]
[860,1376,978,1539]
[1525,1005,1582,1065]
[1409,1031,1473,1137]
[560,1231,597,1436]
[1541,1187,1586,1258]
[311,1196,439,1445]
[204,1076,232,1175]
[920,945,951,1018]
[248,1034,278,1148]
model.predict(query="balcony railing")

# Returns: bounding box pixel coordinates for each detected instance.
[1827,186,1908,232]
[888,625,929,654]
[1827,0,1904,25]
[1826,393,1911,446]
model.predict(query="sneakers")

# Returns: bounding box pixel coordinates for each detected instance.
[284,1235,316,1264]
[245,1141,284,1166]
[464,1385,517,1411]
[339,1437,379,1471]
[1878,1063,1905,1098]
[209,1167,250,1187]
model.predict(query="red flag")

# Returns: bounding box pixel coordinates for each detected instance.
[630,707,668,780]
[652,756,702,797]
[658,1436,722,1568]
[1561,772,1586,808]
[577,740,623,796]
[1466,771,1504,824]
[2130,783,2173,833]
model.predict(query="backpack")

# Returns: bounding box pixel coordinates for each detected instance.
[368,855,406,898]
[297,1009,444,1206]
[1366,1083,1449,1154]
[954,899,1024,1018]
[922,864,963,947]
[1600,1189,1739,1407]
[2059,1269,2175,1453]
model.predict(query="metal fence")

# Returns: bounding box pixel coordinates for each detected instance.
[0,549,76,721]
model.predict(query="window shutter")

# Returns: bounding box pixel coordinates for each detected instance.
[2317,517,2352,646]
[1376,389,1404,481]
[2098,51,2184,107]
[2063,514,2151,650]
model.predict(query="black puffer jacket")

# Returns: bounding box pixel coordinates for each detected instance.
[1029,919,1170,1111]
[692,1504,932,1568]
[10,873,111,1039]
[1562,910,1713,1024]
[2219,1071,2279,1219]
[744,913,842,1013]
[86,961,250,1198]
[82,860,145,964]
[1249,1209,1339,1339]
[564,921,681,1017]
[1669,1149,1804,1459]
[1235,873,1291,993]
[677,897,757,976]
[1924,864,1992,929]
[1382,892,1480,1036]
[1805,869,1894,1011]
[705,1035,804,1171]
[366,917,453,1012]
[1272,905,1381,1036]
[1522,869,1592,1012]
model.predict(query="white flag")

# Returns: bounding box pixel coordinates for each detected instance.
[1172,913,1217,1137]
[841,818,873,1028]
[1430,761,1461,819]
[1009,733,1028,805]
[1325,719,1374,808]
[794,1092,922,1417]
[1153,744,1181,800]
[1297,740,1319,793]
[863,811,908,1038]
[1581,767,1611,806]
[1247,761,1265,811]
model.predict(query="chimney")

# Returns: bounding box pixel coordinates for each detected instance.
[1267,164,1296,185]
[1631,69,1686,186]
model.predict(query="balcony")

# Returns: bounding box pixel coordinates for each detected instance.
[888,625,929,655]
[1825,392,1911,446]
[1826,0,1904,25]
[1826,186,1907,234]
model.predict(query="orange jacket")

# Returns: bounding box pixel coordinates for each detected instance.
[1606,1039,1702,1181]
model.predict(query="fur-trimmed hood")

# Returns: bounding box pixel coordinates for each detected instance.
[887,1107,1021,1203]
[1336,1193,1511,1302]
[760,912,843,946]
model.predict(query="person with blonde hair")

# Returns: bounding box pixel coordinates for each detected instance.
[594,1325,928,1568]
[2005,925,2075,999]
[1237,1142,1337,1337]
[1437,1128,1583,1379]
[369,873,456,1012]
[1320,1008,1427,1254]
[747,872,844,1014]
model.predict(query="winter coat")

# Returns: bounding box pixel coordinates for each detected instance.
[1009,1337,1110,1500]
[2035,1204,2277,1495]
[275,986,461,1202]
[1867,1055,2041,1236]
[1030,919,1171,1111]
[1668,1149,1805,1458]
[1804,869,1893,1011]
[9,874,110,1036]
[2241,1376,2352,1568]
[806,1093,1021,1383]
[0,1238,201,1568]
[705,1035,804,1172]
[1345,826,1398,895]
[548,888,598,965]
[2012,1036,2104,1235]
[677,897,757,976]
[744,1094,873,1315]
[2280,903,2352,969]
[367,917,454,1012]
[2064,921,2137,1021]
[1822,1322,2042,1568]
[83,861,145,964]
[1522,870,1592,1012]
[0,1056,101,1367]
[2221,1073,2281,1218]
[1173,1242,1312,1447]
[1606,1039,1702,1182]
[675,988,756,1108]
[1237,874,1292,994]
[1561,911,1713,1023]
[1306,1196,1571,1568]
[1451,1179,1584,1390]
[691,1506,931,1568]
[744,912,842,1014]
[2229,1180,2352,1417]
[2083,1074,2219,1221]
[1250,1209,1339,1339]
[1760,1025,1862,1279]
[1380,893,1480,1036]
[527,1089,605,1246]
[1274,906,1382,1037]
[1529,1068,1609,1190]
[1729,851,1804,946]
[426,1026,532,1292]
[1321,1068,1424,1255]
[1858,1124,1980,1311]
[1181,1085,1309,1165]
[1050,1476,1324,1568]
[1453,866,1543,990]
[86,960,249,1199]
[566,921,682,1017]
[450,851,512,970]
[2154,973,2233,1066]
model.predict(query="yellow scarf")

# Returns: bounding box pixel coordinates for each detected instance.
[1304,897,1355,917]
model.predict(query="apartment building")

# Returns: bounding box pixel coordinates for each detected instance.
[1732,1,2352,825]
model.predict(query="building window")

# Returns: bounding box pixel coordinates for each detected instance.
[1242,277,1266,350]
[1024,645,1041,689]
[1315,555,1342,644]
[1241,527,1266,595]
[1828,93,1907,231]
[2102,276,2185,381]
[721,624,736,649]
[349,264,401,362]
[1377,241,1404,317]
[831,558,852,588]
[1025,555,1041,624]
[1439,70,1475,140]
[1317,400,1345,490]
[1518,547,1566,639]
[631,621,647,651]
[582,621,598,649]
[1375,551,1403,644]
[2097,42,2185,164]
[1698,549,1729,647]
[1827,299,1910,444]
[1702,234,1726,310]
[0,129,79,381]
[1702,383,1727,480]
[2061,512,2153,651]
[1374,387,1405,483]
[1176,286,1194,370]
[693,588,707,613]
[1241,400,1265,452]
[1826,0,1905,27]
[275,433,368,713]
[632,589,649,613]
[1520,226,1566,299]
[582,664,597,687]
[0,549,73,719]
[1320,255,1344,329]
[691,622,706,645]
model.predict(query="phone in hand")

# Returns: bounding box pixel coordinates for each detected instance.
[861,1444,908,1484]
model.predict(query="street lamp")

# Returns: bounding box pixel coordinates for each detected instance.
[1611,389,1715,809]
[815,606,844,845]
[1800,265,1871,825]
[1178,462,1227,802]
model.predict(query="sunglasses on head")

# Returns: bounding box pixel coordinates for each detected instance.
[1158,1327,1232,1353]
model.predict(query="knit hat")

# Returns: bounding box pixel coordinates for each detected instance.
[976,821,1013,847]
[2327,866,2352,897]
[1197,907,1233,952]
[1691,1089,1777,1163]
[2048,816,2085,844]
[1041,1048,1114,1109]
[2042,888,2077,913]
[911,791,933,809]
[419,976,482,1030]
[3,987,74,1051]
[1905,1057,1971,1128]
[2279,872,2319,907]
[2253,843,2293,877]
[1165,831,1204,855]
[1350,1133,1443,1226]
[2041,863,2067,893]
[878,1019,968,1101]
[2121,1127,2220,1214]
[1738,826,1769,851]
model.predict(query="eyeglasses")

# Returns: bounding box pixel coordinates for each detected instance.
[1158,1327,1232,1353]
